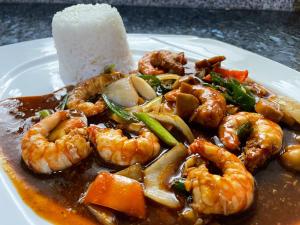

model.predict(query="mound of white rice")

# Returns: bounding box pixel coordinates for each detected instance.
[52,4,133,83]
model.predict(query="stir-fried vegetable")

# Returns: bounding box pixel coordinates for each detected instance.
[144,143,187,208]
[116,163,143,182]
[131,75,157,100]
[87,205,117,225]
[104,77,139,107]
[147,112,195,143]
[214,67,248,82]
[134,112,179,146]
[156,74,180,81]
[171,178,189,196]
[37,109,53,119]
[271,95,300,126]
[237,122,252,143]
[138,74,174,94]
[125,96,163,114]
[84,172,146,219]
[141,96,162,113]
[56,94,69,110]
[176,93,199,119]
[210,72,256,111]
[138,74,161,88]
[102,94,138,122]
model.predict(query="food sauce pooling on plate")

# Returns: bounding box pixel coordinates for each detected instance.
[0,88,300,225]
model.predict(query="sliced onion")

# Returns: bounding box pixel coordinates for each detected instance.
[142,96,162,113]
[87,205,117,225]
[104,77,139,107]
[156,74,181,81]
[148,112,195,143]
[126,96,162,114]
[131,75,157,100]
[144,143,187,208]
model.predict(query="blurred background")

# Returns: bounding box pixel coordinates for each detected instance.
[0,0,299,70]
[0,0,299,10]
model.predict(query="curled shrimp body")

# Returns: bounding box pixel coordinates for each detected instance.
[219,112,283,171]
[138,52,165,75]
[21,111,92,174]
[67,72,123,117]
[190,85,226,128]
[185,139,254,215]
[87,126,160,166]
[138,50,187,75]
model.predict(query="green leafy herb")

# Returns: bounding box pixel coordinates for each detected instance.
[210,72,256,111]
[37,109,52,119]
[102,94,138,122]
[134,112,179,146]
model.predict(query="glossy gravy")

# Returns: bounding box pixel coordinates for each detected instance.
[0,89,300,225]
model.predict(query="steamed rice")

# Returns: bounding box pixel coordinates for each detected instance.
[52,4,133,83]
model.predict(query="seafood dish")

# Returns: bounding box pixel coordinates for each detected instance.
[1,50,300,225]
[1,3,300,225]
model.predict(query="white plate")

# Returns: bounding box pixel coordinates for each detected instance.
[0,34,299,225]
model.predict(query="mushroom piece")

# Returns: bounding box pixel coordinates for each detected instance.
[176,93,199,119]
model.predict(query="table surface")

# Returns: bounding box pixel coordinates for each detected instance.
[1,4,300,72]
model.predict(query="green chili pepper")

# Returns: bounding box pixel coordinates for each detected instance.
[210,72,256,111]
[56,94,68,110]
[171,178,190,196]
[38,109,52,119]
[134,112,179,146]
[102,94,138,122]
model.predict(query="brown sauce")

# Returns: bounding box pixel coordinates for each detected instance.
[0,88,300,225]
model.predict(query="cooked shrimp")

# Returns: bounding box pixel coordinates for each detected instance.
[21,111,92,174]
[184,139,254,215]
[165,84,226,128]
[138,52,165,75]
[164,89,180,102]
[67,72,123,117]
[190,85,226,128]
[219,112,283,171]
[138,50,187,75]
[87,126,160,166]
